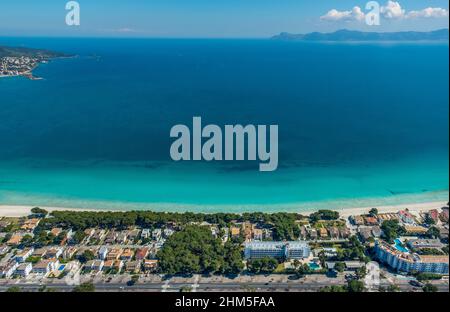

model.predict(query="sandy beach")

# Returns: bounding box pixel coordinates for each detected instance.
[0,201,447,218]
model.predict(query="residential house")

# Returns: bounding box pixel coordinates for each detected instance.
[428,209,440,223]
[350,215,365,226]
[50,228,63,237]
[125,261,141,274]
[98,246,109,260]
[103,260,123,272]
[120,248,134,261]
[135,247,149,261]
[299,226,308,240]
[438,227,449,243]
[371,226,382,238]
[263,229,273,240]
[230,226,241,238]
[128,229,141,242]
[344,261,365,271]
[398,210,415,224]
[15,262,32,277]
[328,227,340,239]
[45,247,63,259]
[143,259,158,272]
[377,213,399,222]
[106,248,123,260]
[364,216,379,226]
[0,245,10,255]
[0,261,19,278]
[63,247,78,260]
[15,247,34,263]
[404,226,428,235]
[407,239,444,250]
[152,229,162,241]
[92,260,104,271]
[32,247,48,258]
[141,229,151,239]
[116,232,128,244]
[0,220,11,231]
[242,222,253,241]
[440,207,449,223]
[33,259,59,275]
[84,228,95,238]
[308,228,318,240]
[358,227,373,242]
[104,231,118,244]
[20,218,40,231]
[6,234,23,246]
[94,229,107,241]
[319,227,328,238]
[252,228,263,241]
[84,260,104,272]
[163,228,175,238]
[339,227,351,239]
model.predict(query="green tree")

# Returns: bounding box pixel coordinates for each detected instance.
[356,266,367,280]
[79,250,96,264]
[320,285,347,292]
[387,284,400,292]
[381,220,405,243]
[369,208,378,216]
[6,286,22,292]
[426,227,440,239]
[347,280,365,292]
[334,262,346,273]
[31,207,48,216]
[157,225,234,275]
[73,282,95,292]
[422,283,438,292]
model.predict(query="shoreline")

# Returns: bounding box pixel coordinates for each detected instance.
[0,200,447,218]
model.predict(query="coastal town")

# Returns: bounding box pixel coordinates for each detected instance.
[0,45,68,79]
[0,203,448,293]
[0,56,45,80]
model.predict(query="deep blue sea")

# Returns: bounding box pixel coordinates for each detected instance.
[0,38,448,212]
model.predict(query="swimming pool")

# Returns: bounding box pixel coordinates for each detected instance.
[394,239,409,253]
[308,262,321,270]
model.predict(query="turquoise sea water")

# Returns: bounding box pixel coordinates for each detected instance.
[0,38,448,212]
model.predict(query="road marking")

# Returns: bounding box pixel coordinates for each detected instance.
[161,279,170,292]
[191,274,200,292]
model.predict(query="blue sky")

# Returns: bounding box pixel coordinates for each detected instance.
[0,0,448,37]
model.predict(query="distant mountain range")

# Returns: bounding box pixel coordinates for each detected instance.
[272,29,449,41]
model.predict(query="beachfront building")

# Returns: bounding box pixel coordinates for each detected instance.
[14,247,34,263]
[98,246,109,260]
[15,262,33,277]
[407,239,444,250]
[398,210,415,224]
[32,259,60,275]
[375,240,449,274]
[244,241,310,260]
[0,261,19,278]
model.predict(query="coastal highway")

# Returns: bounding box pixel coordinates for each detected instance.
[1,280,448,292]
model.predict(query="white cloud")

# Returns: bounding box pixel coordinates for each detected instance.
[116,28,137,33]
[320,6,365,22]
[380,1,405,19]
[321,1,449,23]
[407,7,449,19]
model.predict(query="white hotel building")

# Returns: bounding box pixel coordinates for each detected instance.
[244,241,310,260]
[375,240,449,274]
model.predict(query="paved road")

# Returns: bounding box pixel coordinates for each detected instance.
[1,280,448,292]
